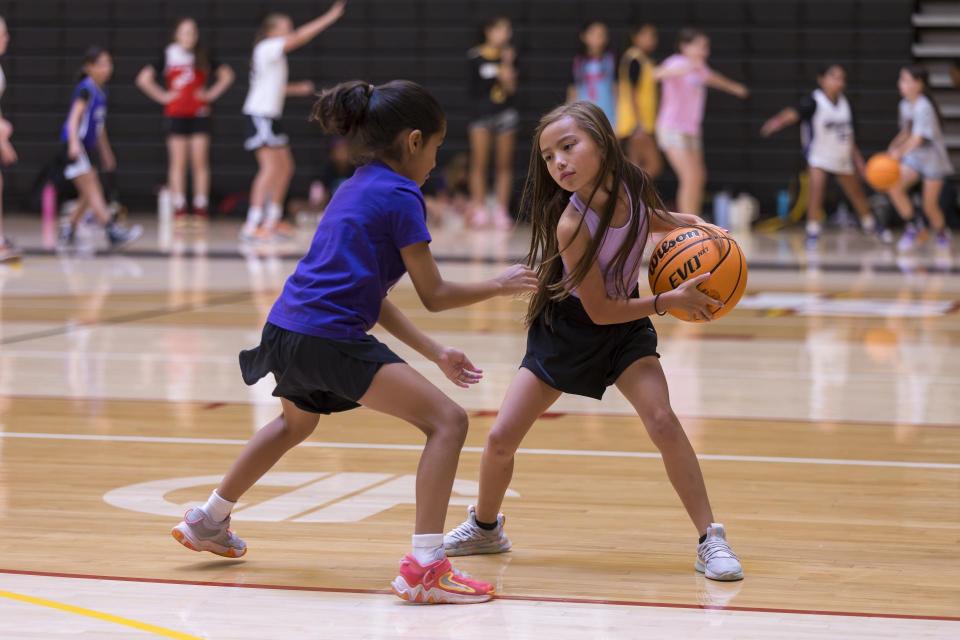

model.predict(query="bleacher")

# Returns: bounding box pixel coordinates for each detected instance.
[0,0,914,213]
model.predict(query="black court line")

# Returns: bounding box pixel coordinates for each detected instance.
[17,245,960,274]
[0,291,253,346]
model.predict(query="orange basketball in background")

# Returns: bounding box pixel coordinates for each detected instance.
[647,227,748,322]
[865,153,901,191]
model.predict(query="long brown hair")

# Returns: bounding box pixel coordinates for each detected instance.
[522,101,685,326]
[171,17,210,73]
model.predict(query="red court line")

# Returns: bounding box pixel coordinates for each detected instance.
[1,568,958,622]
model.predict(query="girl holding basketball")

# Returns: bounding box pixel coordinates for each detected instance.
[886,65,954,251]
[760,64,891,246]
[445,101,744,582]
[172,79,539,604]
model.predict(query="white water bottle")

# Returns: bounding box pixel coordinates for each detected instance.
[158,186,173,249]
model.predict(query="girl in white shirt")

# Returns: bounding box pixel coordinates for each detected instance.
[240,1,346,242]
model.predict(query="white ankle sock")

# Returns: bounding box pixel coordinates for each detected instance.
[411,533,445,565]
[860,216,876,232]
[244,206,264,232]
[806,221,821,235]
[172,193,186,210]
[264,201,283,228]
[201,490,235,523]
[193,194,209,210]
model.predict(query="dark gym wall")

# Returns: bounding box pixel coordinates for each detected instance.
[0,0,913,213]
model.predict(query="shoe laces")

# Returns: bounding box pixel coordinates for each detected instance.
[700,537,738,562]
[446,520,484,543]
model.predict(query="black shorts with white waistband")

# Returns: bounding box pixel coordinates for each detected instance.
[521,290,660,400]
[243,115,289,151]
[239,323,405,414]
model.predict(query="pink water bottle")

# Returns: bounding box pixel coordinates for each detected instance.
[41,181,57,249]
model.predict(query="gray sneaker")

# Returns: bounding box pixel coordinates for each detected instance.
[444,505,511,557]
[172,507,247,558]
[696,523,743,581]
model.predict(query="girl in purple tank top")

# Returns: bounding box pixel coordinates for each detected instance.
[445,101,745,583]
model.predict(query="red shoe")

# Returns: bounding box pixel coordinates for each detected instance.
[391,554,493,604]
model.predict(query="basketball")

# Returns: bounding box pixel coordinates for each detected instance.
[865,153,901,191]
[647,226,748,322]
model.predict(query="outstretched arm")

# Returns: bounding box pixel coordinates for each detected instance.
[400,241,537,312]
[378,298,483,388]
[706,70,748,98]
[760,107,799,137]
[283,1,347,53]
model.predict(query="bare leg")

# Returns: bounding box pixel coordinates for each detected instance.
[664,146,705,214]
[835,172,874,225]
[216,398,321,501]
[468,126,492,226]
[615,357,714,535]
[806,167,827,226]
[358,363,470,534]
[189,133,211,208]
[166,135,188,209]
[475,368,561,523]
[886,165,920,222]
[493,129,515,213]
[921,179,946,232]
[70,172,112,226]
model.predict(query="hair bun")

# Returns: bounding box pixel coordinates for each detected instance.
[311,80,373,136]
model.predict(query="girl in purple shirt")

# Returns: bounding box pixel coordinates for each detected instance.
[172,79,537,604]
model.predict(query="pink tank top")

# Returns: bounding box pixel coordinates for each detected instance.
[564,189,648,299]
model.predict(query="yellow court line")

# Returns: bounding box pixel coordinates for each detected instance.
[0,588,202,639]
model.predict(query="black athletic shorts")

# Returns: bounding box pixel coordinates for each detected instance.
[239,322,405,414]
[165,116,212,136]
[521,290,660,400]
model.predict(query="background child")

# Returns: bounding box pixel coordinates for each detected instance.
[466,16,518,230]
[569,21,617,128]
[136,17,234,225]
[656,28,748,216]
[240,2,345,242]
[886,65,955,251]
[760,64,890,246]
[616,23,662,177]
[0,15,18,262]
[57,46,141,250]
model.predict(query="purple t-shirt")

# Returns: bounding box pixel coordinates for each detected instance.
[656,54,711,136]
[267,161,432,339]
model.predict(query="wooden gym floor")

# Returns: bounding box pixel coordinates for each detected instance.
[0,220,957,638]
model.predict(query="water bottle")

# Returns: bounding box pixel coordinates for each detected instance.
[776,189,790,220]
[712,191,731,229]
[41,181,57,249]
[158,186,173,250]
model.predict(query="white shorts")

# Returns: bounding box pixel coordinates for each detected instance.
[807,155,854,176]
[63,146,94,180]
[656,128,702,152]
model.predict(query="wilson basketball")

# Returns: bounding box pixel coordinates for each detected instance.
[647,226,748,322]
[865,153,901,191]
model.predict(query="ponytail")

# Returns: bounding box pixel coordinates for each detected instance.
[312,79,445,162]
[902,64,944,127]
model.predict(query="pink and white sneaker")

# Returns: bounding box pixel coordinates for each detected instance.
[391,554,494,604]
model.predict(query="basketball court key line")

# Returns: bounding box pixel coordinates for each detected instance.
[1,432,956,470]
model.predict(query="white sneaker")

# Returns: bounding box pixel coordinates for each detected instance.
[695,523,743,581]
[443,505,511,557]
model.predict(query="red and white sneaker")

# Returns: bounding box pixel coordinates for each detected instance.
[391,554,493,604]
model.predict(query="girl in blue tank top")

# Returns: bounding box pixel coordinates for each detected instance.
[172,79,538,605]
[445,101,746,583]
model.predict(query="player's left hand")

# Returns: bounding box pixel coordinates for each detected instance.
[436,347,483,389]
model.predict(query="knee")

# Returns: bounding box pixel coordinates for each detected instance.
[429,403,469,446]
[642,407,683,448]
[278,415,317,444]
[485,426,519,460]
